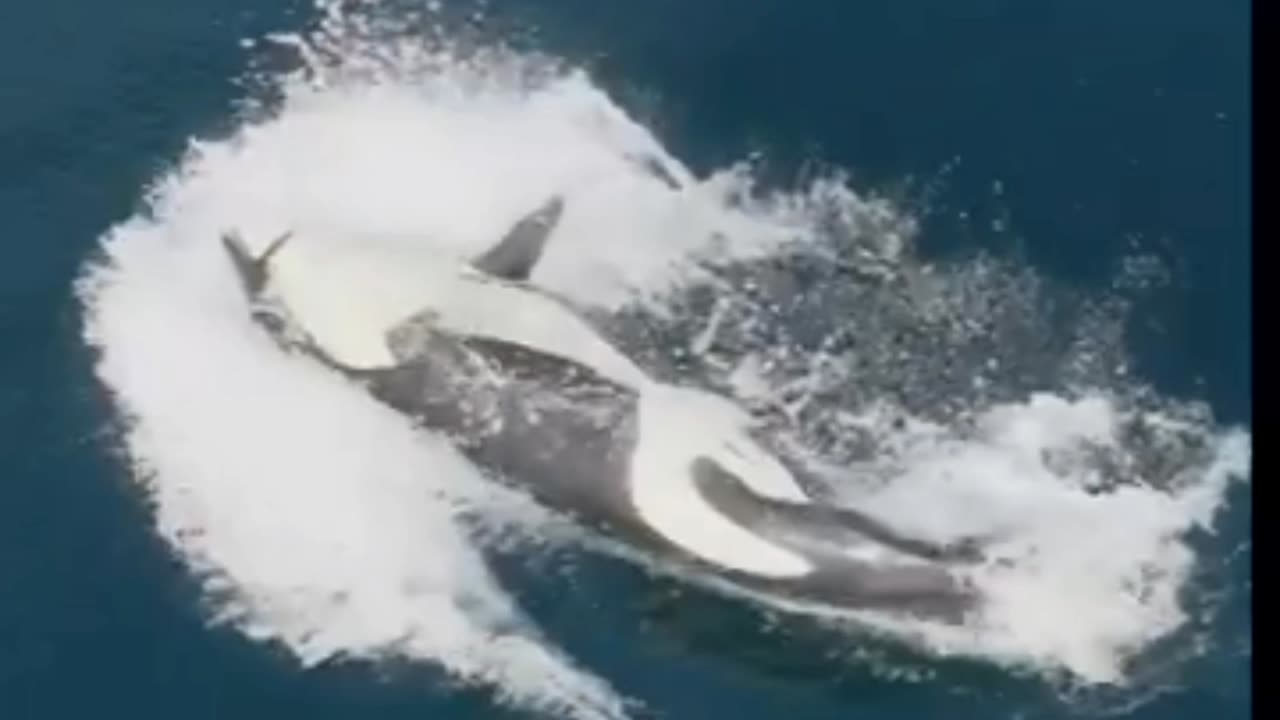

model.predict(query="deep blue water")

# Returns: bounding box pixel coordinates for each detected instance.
[0,1,1249,719]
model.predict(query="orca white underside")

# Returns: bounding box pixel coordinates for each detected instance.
[630,386,814,577]
[252,232,818,577]
[264,237,651,389]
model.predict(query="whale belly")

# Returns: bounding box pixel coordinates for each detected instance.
[265,240,649,389]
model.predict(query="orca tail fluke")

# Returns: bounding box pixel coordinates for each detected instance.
[220,229,376,378]
[221,230,292,298]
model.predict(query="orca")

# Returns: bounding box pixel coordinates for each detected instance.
[219,197,985,623]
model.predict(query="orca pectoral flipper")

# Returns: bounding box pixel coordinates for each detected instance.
[690,457,985,565]
[471,195,565,282]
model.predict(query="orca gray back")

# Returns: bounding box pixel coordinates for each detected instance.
[375,309,648,532]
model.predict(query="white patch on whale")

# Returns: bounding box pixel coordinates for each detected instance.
[629,385,813,577]
[262,233,651,389]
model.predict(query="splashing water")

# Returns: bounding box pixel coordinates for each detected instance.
[76,2,1250,717]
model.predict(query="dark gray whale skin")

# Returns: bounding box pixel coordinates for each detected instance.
[219,200,985,624]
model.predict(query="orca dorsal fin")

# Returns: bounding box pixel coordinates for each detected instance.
[470,195,565,281]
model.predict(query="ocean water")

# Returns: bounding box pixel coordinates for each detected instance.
[0,1,1250,719]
